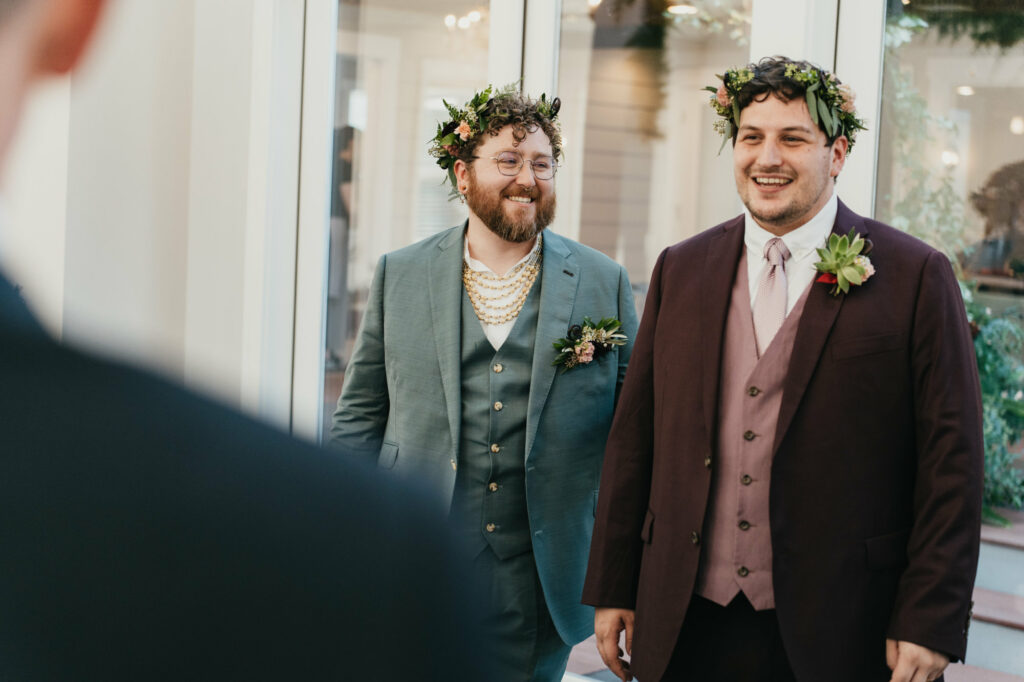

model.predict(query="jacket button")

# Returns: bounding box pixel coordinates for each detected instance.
[737,566,749,577]
[493,401,503,411]
[490,443,501,453]
[738,520,751,531]
[485,523,496,533]
[488,482,499,492]
[493,363,504,373]
[690,531,700,545]
[450,459,457,471]
[741,474,752,485]
[704,455,712,468]
[748,386,760,397]
[743,430,756,441]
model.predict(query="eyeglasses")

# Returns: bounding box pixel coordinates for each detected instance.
[480,151,558,180]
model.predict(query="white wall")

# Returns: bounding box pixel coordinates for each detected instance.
[2,0,306,429]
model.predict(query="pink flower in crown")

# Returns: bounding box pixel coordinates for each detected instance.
[456,121,473,141]
[716,83,731,109]
[838,84,857,113]
[574,342,595,364]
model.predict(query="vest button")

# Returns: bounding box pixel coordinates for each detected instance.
[485,523,496,533]
[488,482,498,492]
[704,455,712,469]
[690,531,700,545]
[743,430,756,441]
[737,566,750,578]
[493,363,504,373]
[738,520,751,531]
[450,459,457,471]
[748,386,761,397]
[490,443,501,453]
[741,474,753,486]
[493,401,504,411]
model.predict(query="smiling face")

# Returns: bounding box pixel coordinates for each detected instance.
[457,125,556,244]
[733,94,848,236]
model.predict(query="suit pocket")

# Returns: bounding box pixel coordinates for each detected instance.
[377,442,399,470]
[832,333,902,361]
[640,509,655,544]
[864,528,910,570]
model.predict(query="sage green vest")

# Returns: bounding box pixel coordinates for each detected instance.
[450,280,540,559]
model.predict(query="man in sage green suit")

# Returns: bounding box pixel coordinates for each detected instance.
[330,87,638,681]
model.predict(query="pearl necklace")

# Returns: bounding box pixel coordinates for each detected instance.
[462,235,542,325]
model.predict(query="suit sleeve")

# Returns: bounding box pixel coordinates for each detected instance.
[328,255,389,461]
[583,249,665,608]
[615,264,640,405]
[888,250,984,661]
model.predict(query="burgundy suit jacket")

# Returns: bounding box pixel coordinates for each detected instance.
[582,201,984,682]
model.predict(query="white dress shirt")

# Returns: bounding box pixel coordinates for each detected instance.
[463,235,542,350]
[745,192,838,315]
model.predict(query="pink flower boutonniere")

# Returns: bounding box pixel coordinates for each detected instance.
[814,229,875,296]
[552,317,627,373]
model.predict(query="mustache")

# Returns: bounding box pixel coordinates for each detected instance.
[503,185,540,200]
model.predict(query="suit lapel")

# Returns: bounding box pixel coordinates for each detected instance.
[429,225,466,453]
[701,216,746,451]
[772,200,868,454]
[525,232,579,462]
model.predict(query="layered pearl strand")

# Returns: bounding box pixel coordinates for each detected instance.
[462,234,543,325]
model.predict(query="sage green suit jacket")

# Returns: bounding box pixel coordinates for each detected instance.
[330,224,638,644]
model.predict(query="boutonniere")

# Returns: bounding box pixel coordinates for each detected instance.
[552,317,627,373]
[814,228,875,296]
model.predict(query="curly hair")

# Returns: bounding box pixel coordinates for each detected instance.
[455,91,562,166]
[731,56,847,148]
[971,160,1024,228]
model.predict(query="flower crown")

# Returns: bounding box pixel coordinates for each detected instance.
[428,83,561,196]
[704,62,867,153]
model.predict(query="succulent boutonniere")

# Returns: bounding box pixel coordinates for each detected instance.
[552,317,627,373]
[814,229,875,296]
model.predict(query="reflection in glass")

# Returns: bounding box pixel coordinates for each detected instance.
[556,0,751,312]
[876,0,1024,516]
[322,0,490,440]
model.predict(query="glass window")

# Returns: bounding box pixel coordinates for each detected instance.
[556,0,752,309]
[876,2,1024,289]
[322,0,491,440]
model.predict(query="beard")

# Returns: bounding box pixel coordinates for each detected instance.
[465,180,557,243]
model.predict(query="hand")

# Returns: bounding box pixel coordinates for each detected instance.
[594,607,635,682]
[887,639,949,682]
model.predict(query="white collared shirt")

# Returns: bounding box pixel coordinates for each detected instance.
[745,193,838,315]
[463,236,542,350]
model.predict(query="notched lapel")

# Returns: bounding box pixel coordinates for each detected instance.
[773,202,867,454]
[701,217,746,451]
[526,233,579,461]
[429,226,466,452]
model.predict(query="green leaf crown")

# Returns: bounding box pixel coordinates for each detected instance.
[427,83,561,197]
[704,61,867,154]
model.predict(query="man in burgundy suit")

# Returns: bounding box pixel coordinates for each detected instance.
[583,56,983,682]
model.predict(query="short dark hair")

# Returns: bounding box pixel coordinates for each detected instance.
[732,56,846,148]
[455,91,562,165]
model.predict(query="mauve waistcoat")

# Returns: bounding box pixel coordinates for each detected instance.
[694,251,811,610]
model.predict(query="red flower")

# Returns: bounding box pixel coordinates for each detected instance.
[817,273,838,284]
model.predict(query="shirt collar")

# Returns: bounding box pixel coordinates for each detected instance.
[463,233,541,275]
[743,192,838,262]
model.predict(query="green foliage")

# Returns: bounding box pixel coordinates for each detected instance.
[814,229,869,295]
[963,285,1024,520]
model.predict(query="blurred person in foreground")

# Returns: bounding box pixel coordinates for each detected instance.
[0,0,490,679]
[583,56,983,682]
[330,84,638,681]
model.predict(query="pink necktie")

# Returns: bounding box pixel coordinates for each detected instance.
[753,237,791,357]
